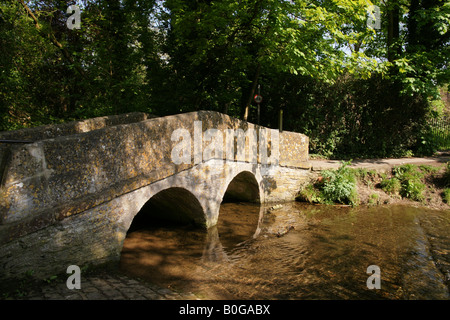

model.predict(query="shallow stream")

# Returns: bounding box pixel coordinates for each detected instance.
[119,202,450,300]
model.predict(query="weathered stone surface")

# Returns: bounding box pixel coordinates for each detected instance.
[1,111,308,226]
[11,272,200,300]
[0,112,153,142]
[0,111,310,283]
[279,131,310,169]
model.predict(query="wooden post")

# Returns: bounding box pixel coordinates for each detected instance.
[279,109,283,132]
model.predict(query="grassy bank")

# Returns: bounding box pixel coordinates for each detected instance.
[297,161,450,210]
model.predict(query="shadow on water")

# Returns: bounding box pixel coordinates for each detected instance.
[119,202,450,300]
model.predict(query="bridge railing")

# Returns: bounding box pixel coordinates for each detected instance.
[428,117,450,150]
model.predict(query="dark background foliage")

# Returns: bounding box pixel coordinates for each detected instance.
[1,0,448,158]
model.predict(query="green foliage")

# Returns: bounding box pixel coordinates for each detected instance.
[380,177,402,195]
[379,164,429,201]
[298,161,358,206]
[1,269,35,299]
[258,65,429,158]
[393,164,425,182]
[417,115,450,155]
[443,188,450,203]
[368,193,379,206]
[444,162,450,187]
[1,0,448,162]
[321,162,359,206]
[296,184,323,204]
[365,0,450,99]
[418,164,440,174]
[43,274,59,284]
[392,164,426,201]
[401,179,426,201]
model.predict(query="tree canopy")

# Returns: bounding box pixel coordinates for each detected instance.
[1,0,449,157]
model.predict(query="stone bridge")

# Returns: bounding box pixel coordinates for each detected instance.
[0,111,310,281]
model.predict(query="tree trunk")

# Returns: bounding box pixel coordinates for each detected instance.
[387,1,401,62]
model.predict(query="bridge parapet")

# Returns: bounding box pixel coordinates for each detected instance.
[0,112,153,143]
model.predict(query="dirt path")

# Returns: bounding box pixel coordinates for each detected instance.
[310,154,450,172]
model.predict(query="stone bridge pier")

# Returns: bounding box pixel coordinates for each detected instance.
[0,111,310,282]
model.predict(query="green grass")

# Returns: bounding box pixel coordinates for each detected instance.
[380,177,402,195]
[418,164,441,174]
[296,184,323,204]
[380,164,426,201]
[368,193,379,206]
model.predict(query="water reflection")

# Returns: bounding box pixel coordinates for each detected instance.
[119,202,450,300]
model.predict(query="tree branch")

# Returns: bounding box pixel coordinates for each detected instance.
[17,0,86,78]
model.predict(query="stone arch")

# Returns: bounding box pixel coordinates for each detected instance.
[128,187,207,233]
[217,169,264,244]
[221,170,261,203]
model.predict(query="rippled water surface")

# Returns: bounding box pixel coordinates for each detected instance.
[119,202,450,300]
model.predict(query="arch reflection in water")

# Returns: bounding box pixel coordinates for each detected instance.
[202,203,264,263]
[119,192,263,289]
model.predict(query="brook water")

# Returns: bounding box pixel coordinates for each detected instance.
[119,202,450,300]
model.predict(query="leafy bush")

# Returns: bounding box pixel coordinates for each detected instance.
[321,162,358,206]
[401,179,425,201]
[297,162,358,206]
[296,184,323,204]
[379,164,427,201]
[391,164,426,201]
[380,177,402,195]
[392,164,424,180]
[443,188,450,203]
[281,74,430,159]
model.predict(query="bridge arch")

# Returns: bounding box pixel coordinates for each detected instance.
[127,187,206,233]
[221,170,261,203]
[216,169,264,246]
